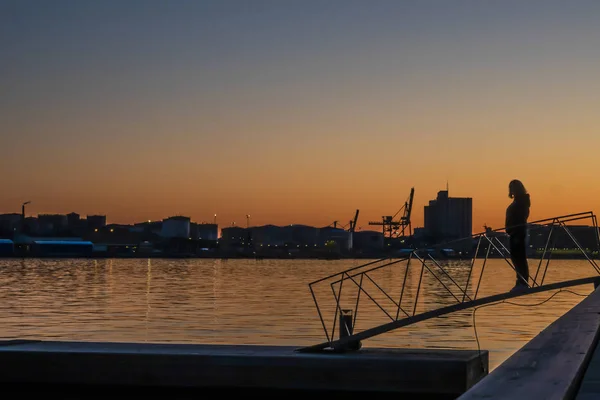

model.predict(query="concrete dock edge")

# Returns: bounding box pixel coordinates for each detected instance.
[0,341,487,398]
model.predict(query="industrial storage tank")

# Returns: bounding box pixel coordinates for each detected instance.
[160,216,191,239]
[284,224,320,247]
[191,223,218,241]
[250,225,284,246]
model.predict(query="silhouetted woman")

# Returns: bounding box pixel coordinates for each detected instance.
[505,180,530,289]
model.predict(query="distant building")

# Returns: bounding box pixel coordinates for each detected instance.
[161,216,191,239]
[220,226,248,248]
[251,225,284,246]
[424,190,472,244]
[86,215,107,230]
[353,230,384,252]
[37,214,68,234]
[529,224,600,251]
[30,240,93,257]
[0,213,21,235]
[191,223,218,241]
[0,239,14,256]
[104,224,131,233]
[67,212,80,229]
[131,221,162,235]
[13,235,85,247]
[319,227,352,251]
[23,217,39,235]
[413,227,426,240]
[284,224,320,247]
[560,225,599,250]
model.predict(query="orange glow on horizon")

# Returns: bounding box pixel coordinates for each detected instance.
[3,2,600,233]
[4,175,599,234]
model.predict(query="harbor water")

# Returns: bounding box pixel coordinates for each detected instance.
[0,258,596,370]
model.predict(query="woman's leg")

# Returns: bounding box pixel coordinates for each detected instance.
[510,235,529,286]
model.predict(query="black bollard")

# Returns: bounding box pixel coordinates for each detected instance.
[339,309,353,339]
[336,309,361,352]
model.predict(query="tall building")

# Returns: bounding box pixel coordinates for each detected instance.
[424,190,472,243]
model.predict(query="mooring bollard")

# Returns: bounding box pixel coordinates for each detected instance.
[337,309,361,352]
[339,309,353,339]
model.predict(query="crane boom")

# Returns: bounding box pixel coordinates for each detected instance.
[350,209,359,232]
[402,187,415,236]
[368,188,415,238]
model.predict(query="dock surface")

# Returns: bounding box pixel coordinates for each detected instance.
[576,308,600,399]
[576,342,600,399]
[0,340,487,398]
[459,284,600,400]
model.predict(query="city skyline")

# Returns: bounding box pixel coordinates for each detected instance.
[2,184,591,235]
[2,1,600,231]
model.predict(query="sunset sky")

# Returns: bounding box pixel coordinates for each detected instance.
[2,0,600,232]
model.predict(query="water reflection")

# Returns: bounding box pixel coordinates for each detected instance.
[0,258,595,370]
[145,258,151,341]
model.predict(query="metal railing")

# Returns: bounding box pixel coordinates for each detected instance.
[299,211,600,353]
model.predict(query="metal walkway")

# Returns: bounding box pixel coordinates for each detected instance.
[298,212,600,353]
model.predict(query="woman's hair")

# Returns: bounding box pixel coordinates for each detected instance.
[509,179,527,198]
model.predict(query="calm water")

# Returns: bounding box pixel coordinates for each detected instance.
[0,257,597,370]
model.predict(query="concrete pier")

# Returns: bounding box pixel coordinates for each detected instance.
[0,340,487,399]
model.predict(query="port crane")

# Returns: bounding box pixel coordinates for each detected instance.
[328,209,360,232]
[368,187,414,239]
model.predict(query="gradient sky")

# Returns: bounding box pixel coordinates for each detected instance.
[2,0,600,231]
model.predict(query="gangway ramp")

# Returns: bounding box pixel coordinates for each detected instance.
[298,212,600,353]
